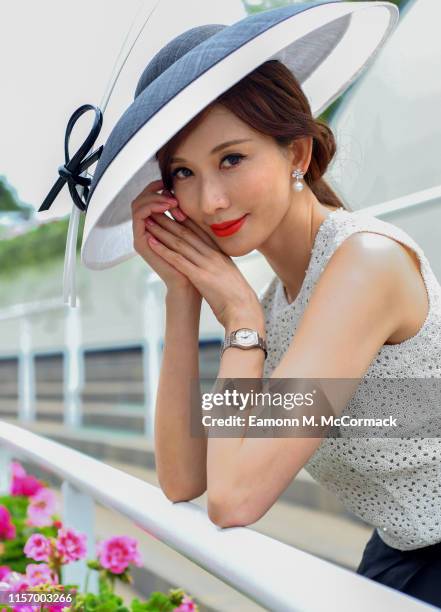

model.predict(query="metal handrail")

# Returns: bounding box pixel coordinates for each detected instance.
[0,421,433,611]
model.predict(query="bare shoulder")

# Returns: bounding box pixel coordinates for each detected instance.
[271,229,429,380]
[322,230,408,292]
[332,230,414,269]
[333,231,429,344]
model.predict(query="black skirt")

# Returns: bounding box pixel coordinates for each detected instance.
[356,528,441,608]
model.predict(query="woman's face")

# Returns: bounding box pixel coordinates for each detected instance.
[168,104,295,257]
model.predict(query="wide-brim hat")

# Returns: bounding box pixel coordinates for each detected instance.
[40,0,399,303]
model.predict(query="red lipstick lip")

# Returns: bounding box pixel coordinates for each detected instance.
[211,214,248,237]
[210,214,247,230]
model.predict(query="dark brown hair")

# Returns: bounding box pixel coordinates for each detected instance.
[156,59,347,210]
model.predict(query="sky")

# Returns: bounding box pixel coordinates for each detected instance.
[0,0,247,221]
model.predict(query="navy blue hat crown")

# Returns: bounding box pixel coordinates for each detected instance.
[135,24,227,99]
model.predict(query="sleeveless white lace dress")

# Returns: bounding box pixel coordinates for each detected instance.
[259,207,441,550]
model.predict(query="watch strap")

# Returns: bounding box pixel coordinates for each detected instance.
[221,329,268,359]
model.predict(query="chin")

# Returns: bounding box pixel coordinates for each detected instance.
[220,243,255,258]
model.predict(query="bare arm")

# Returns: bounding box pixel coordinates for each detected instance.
[206,233,406,527]
[154,287,207,502]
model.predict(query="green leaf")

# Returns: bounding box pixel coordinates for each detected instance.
[117,571,133,585]
[87,560,102,570]
[138,592,175,612]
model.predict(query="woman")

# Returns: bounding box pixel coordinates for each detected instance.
[131,58,441,608]
[41,1,441,607]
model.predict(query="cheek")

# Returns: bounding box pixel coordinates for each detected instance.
[171,187,194,215]
[236,171,269,209]
[244,172,287,219]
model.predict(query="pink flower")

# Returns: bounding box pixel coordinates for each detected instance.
[24,533,51,562]
[174,595,197,611]
[55,528,87,564]
[25,563,58,586]
[27,488,57,528]
[96,536,143,574]
[0,572,39,612]
[0,566,11,581]
[10,462,44,498]
[0,505,16,540]
[2,570,30,591]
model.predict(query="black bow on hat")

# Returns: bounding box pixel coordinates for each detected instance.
[38,104,103,213]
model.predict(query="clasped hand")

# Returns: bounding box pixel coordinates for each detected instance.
[145,210,262,329]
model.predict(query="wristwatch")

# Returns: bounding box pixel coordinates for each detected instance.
[221,328,268,359]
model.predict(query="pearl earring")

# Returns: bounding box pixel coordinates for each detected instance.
[291,168,304,192]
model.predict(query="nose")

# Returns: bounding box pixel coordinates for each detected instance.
[199,180,230,219]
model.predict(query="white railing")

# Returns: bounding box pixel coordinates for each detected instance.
[0,421,434,612]
[0,298,82,426]
[362,183,441,218]
[0,270,164,436]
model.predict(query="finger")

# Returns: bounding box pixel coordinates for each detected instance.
[132,200,174,221]
[147,232,201,280]
[157,188,225,253]
[132,202,171,242]
[132,192,178,213]
[146,215,210,267]
[158,189,223,251]
[152,210,213,257]
[132,179,179,209]
[185,217,224,251]
[163,210,223,252]
[144,230,170,259]
[152,211,212,253]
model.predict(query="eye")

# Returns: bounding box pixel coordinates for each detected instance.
[221,153,246,167]
[171,167,191,178]
[170,153,246,180]
[171,166,192,179]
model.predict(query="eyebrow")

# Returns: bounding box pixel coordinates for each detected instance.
[170,138,253,164]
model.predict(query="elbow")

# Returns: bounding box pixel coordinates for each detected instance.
[207,488,254,528]
[164,489,205,503]
[163,491,196,503]
[160,480,206,503]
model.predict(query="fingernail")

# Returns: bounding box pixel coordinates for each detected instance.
[146,218,155,226]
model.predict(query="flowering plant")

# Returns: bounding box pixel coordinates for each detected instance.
[0,462,198,611]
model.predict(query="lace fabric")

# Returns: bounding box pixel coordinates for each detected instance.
[259,208,441,550]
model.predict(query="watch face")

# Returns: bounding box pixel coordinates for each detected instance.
[235,328,258,346]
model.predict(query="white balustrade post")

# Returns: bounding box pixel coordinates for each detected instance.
[64,299,83,427]
[61,481,98,594]
[143,272,164,438]
[18,316,35,422]
[0,446,12,494]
